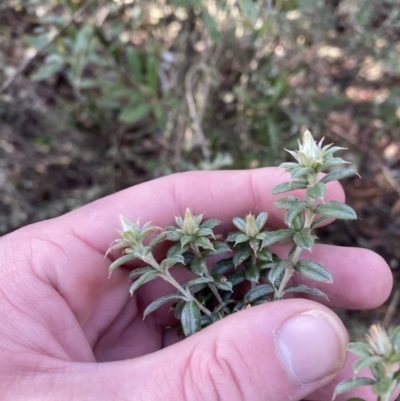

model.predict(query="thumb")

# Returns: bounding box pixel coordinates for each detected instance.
[95,299,348,401]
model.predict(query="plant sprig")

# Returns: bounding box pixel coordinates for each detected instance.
[334,324,400,401]
[106,130,358,337]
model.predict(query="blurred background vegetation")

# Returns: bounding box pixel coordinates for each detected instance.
[1,0,400,335]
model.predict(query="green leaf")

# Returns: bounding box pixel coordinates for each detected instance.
[306,182,326,199]
[181,300,201,336]
[214,280,233,292]
[190,257,207,275]
[310,216,331,229]
[129,266,155,279]
[227,270,246,286]
[184,276,214,289]
[200,219,221,230]
[129,271,159,295]
[280,162,299,171]
[372,378,392,396]
[353,356,383,373]
[148,231,167,248]
[239,0,258,23]
[284,204,308,227]
[244,284,274,303]
[260,229,294,247]
[160,256,185,271]
[347,342,372,358]
[255,212,268,230]
[119,103,152,124]
[294,260,333,283]
[196,236,214,250]
[212,258,234,274]
[233,234,250,245]
[271,181,308,195]
[320,169,358,184]
[274,196,304,209]
[31,62,64,82]
[232,217,246,232]
[334,378,375,396]
[293,228,315,250]
[196,228,214,237]
[291,167,314,179]
[201,6,219,43]
[181,234,193,247]
[226,232,242,242]
[314,201,356,220]
[143,293,186,318]
[257,247,272,261]
[284,284,328,299]
[109,254,137,274]
[268,259,287,287]
[126,46,142,80]
[167,243,183,258]
[233,248,252,266]
[317,157,349,172]
[245,265,260,283]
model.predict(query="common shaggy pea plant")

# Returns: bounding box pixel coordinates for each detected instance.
[106,130,358,337]
[334,324,400,401]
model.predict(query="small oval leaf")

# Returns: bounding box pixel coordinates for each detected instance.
[181,300,201,337]
[294,260,333,283]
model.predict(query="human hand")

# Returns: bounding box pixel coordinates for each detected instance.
[0,168,392,401]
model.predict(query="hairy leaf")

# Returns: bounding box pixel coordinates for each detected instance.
[372,378,393,396]
[293,228,315,250]
[190,257,207,276]
[347,342,372,358]
[143,294,186,318]
[244,284,274,303]
[255,212,268,230]
[320,169,358,184]
[268,259,287,287]
[274,196,304,209]
[212,258,234,274]
[200,218,221,230]
[260,229,294,247]
[181,300,201,336]
[353,356,383,374]
[284,284,328,299]
[109,253,137,274]
[306,182,326,199]
[271,181,308,195]
[232,217,246,232]
[129,271,159,295]
[214,280,233,292]
[294,260,333,283]
[160,256,185,271]
[233,247,252,266]
[314,201,356,220]
[128,266,156,280]
[245,265,260,283]
[334,378,375,396]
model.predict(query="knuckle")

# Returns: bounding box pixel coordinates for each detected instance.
[183,336,256,401]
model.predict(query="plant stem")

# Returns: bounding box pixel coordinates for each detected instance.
[275,172,319,300]
[145,252,213,317]
[275,246,302,300]
[193,244,224,305]
[251,252,257,289]
[165,271,213,317]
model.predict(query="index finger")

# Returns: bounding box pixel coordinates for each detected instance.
[56,167,345,252]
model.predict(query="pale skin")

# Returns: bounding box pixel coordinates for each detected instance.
[0,168,393,401]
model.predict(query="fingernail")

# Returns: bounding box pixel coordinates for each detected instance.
[276,310,346,384]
